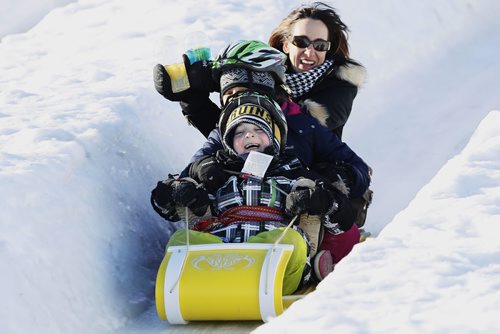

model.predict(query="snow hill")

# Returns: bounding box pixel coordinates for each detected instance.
[1,0,499,333]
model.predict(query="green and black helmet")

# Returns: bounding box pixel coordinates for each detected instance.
[212,40,287,99]
[213,40,287,83]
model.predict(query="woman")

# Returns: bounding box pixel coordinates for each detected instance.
[154,3,364,140]
[269,2,366,139]
[269,3,373,231]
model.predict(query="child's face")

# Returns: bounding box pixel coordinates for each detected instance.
[222,86,248,105]
[232,122,271,155]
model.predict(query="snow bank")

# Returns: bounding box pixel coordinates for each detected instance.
[256,110,500,333]
[0,0,75,39]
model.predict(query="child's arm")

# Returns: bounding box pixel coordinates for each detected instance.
[311,121,371,198]
[188,155,226,193]
[285,178,355,232]
[285,179,337,217]
[179,128,224,178]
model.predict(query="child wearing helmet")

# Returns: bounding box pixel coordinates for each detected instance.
[153,40,287,137]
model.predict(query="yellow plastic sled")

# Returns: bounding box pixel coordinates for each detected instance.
[155,242,298,324]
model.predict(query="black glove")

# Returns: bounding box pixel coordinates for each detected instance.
[215,149,245,171]
[312,162,355,194]
[327,190,355,232]
[172,178,210,217]
[286,179,336,216]
[182,55,218,92]
[333,163,355,189]
[153,63,207,103]
[189,155,228,193]
[150,178,181,221]
[153,55,217,102]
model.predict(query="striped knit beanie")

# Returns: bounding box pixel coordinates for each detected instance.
[220,67,275,97]
[223,104,281,157]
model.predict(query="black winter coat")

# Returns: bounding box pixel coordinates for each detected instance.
[294,59,365,139]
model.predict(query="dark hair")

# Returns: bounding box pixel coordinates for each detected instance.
[269,2,350,62]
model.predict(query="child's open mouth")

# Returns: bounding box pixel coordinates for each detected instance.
[245,143,260,150]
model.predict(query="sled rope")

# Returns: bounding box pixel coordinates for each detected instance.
[265,214,299,295]
[169,207,191,293]
[264,177,297,294]
[185,206,190,246]
[266,179,289,196]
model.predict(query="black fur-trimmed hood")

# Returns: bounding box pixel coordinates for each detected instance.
[300,60,366,128]
[302,99,330,127]
[336,61,366,88]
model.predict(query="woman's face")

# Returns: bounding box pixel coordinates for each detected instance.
[283,18,329,72]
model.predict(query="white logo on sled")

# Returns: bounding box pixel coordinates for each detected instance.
[191,254,255,271]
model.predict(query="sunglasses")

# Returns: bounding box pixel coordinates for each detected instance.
[291,35,331,52]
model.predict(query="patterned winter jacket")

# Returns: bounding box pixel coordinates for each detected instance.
[193,165,351,241]
[198,174,307,243]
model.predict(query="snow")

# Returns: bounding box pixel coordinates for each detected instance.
[0,0,499,333]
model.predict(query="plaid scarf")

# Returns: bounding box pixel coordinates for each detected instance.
[285,60,334,98]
